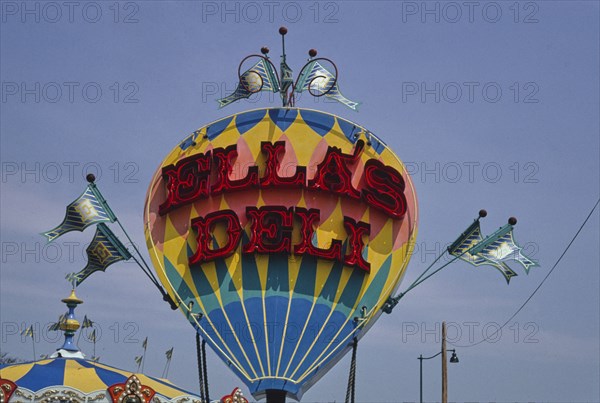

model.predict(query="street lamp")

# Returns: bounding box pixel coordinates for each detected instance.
[417,322,459,403]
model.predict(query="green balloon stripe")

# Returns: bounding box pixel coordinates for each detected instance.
[354,254,392,315]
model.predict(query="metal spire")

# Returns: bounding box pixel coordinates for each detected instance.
[50,289,85,358]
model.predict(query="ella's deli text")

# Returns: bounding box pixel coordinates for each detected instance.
[158,140,408,272]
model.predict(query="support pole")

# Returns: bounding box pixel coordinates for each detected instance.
[419,354,423,403]
[441,321,448,403]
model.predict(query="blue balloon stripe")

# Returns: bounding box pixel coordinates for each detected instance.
[269,108,298,132]
[294,311,353,379]
[265,254,291,373]
[206,116,234,140]
[206,308,258,379]
[278,296,313,377]
[243,297,269,375]
[197,321,241,375]
[222,301,264,376]
[235,109,267,135]
[299,109,335,137]
[336,118,359,143]
[283,261,343,378]
[263,295,289,374]
[283,302,332,379]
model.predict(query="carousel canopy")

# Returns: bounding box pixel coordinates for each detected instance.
[0,357,200,402]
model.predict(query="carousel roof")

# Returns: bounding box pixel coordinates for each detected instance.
[0,357,199,400]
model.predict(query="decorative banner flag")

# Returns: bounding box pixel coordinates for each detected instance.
[134,355,143,368]
[42,184,116,242]
[295,60,360,111]
[67,223,131,286]
[88,329,97,343]
[218,58,280,108]
[448,219,488,265]
[471,224,538,274]
[449,220,537,283]
[165,347,174,360]
[142,337,148,350]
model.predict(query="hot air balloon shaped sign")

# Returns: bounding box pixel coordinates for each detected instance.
[144,29,418,400]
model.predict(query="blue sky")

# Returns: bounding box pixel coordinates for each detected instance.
[1,1,599,401]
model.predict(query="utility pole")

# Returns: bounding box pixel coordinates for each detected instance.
[441,321,448,403]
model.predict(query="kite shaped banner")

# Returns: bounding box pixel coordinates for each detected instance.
[43,184,116,242]
[449,220,537,283]
[144,107,418,400]
[295,60,360,111]
[67,223,131,286]
[218,58,280,108]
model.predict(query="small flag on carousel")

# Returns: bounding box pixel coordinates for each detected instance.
[42,183,116,242]
[66,223,131,286]
[142,337,148,350]
[217,58,280,108]
[21,325,34,338]
[449,216,537,283]
[49,313,67,331]
[88,329,97,343]
[134,355,143,371]
[165,347,174,360]
[82,315,94,329]
[295,60,360,111]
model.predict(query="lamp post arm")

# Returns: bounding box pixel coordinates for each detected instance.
[420,351,442,361]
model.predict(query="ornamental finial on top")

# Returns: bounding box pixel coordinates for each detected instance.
[217,26,360,111]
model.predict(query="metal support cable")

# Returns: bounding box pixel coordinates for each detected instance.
[202,339,210,402]
[345,338,358,403]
